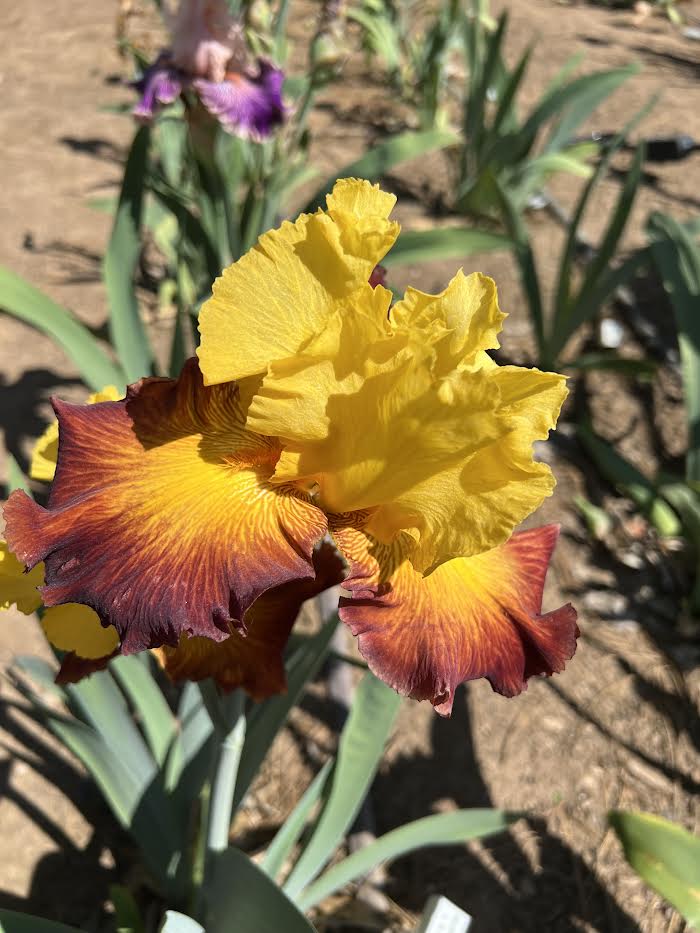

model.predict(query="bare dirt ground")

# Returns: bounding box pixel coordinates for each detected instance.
[1,1,699,931]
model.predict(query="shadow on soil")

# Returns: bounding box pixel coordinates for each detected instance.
[0,698,119,930]
[0,368,81,488]
[302,685,640,933]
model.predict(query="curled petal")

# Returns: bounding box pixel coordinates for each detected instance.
[156,540,345,699]
[333,520,579,716]
[196,60,286,139]
[3,359,327,653]
[367,364,568,571]
[56,651,117,685]
[390,270,505,374]
[31,386,122,483]
[197,178,399,385]
[0,541,43,614]
[133,56,183,121]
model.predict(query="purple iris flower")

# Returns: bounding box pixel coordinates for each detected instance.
[131,0,285,139]
[195,61,285,140]
[132,54,184,123]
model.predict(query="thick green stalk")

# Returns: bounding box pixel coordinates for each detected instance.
[206,691,246,854]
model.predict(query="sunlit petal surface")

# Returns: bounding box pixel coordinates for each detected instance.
[156,540,345,699]
[197,178,399,384]
[4,360,327,653]
[333,519,579,716]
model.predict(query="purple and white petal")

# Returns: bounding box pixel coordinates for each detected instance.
[194,60,285,140]
[132,57,184,122]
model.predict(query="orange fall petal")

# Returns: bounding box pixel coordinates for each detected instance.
[3,359,328,654]
[332,521,579,716]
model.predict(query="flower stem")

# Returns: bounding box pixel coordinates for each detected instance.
[206,690,247,854]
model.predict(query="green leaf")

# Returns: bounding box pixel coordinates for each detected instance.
[490,44,531,138]
[103,125,153,382]
[65,669,155,786]
[493,179,545,358]
[110,654,176,767]
[160,913,204,933]
[647,212,700,486]
[298,808,515,910]
[657,478,700,614]
[232,616,338,812]
[302,130,458,213]
[564,352,656,376]
[0,265,124,391]
[262,760,334,881]
[549,146,647,362]
[609,811,700,927]
[382,227,511,267]
[206,847,316,933]
[110,884,146,933]
[0,909,83,932]
[577,423,682,537]
[13,655,64,698]
[284,674,401,900]
[164,682,214,807]
[573,145,644,321]
[540,65,638,155]
[6,454,30,495]
[149,182,221,287]
[14,670,184,890]
[526,148,595,179]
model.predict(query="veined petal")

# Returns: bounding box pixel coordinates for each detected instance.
[156,541,345,699]
[30,386,121,483]
[333,519,579,716]
[0,540,43,614]
[197,178,399,385]
[367,365,568,570]
[3,359,327,654]
[42,604,120,659]
[195,60,285,140]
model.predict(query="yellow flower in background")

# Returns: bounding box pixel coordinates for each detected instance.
[1,540,118,670]
[30,386,121,482]
[4,385,122,672]
[1,541,43,614]
[4,179,578,714]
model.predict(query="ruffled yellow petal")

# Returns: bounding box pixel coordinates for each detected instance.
[390,271,505,375]
[0,540,43,614]
[42,604,120,659]
[272,352,507,521]
[30,386,121,483]
[245,283,396,442]
[368,366,568,570]
[197,178,400,385]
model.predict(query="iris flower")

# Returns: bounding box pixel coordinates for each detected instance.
[133,0,285,140]
[4,179,578,715]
